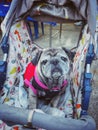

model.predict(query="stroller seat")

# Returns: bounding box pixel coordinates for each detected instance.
[0,0,97,130]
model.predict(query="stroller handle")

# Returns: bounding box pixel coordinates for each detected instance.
[0,104,96,130]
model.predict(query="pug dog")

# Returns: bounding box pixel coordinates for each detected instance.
[36,48,70,89]
[28,47,75,117]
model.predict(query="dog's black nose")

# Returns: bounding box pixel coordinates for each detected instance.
[51,59,59,65]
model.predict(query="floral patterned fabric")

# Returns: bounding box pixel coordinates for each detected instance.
[0,20,38,129]
[72,25,91,117]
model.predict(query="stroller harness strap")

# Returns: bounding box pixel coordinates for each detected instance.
[24,62,68,98]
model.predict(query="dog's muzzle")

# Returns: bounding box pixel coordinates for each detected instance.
[47,64,64,89]
[52,67,62,78]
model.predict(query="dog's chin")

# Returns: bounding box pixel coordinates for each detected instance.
[47,75,65,89]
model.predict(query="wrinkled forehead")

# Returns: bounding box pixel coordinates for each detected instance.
[40,48,69,60]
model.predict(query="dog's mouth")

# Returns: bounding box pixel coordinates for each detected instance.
[51,68,62,78]
[47,75,66,90]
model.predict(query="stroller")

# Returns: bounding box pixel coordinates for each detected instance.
[0,0,97,130]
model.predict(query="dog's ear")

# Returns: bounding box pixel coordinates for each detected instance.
[62,47,75,62]
[31,46,43,65]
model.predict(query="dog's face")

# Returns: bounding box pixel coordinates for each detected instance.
[35,47,74,90]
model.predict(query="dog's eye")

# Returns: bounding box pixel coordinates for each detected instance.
[61,57,67,62]
[42,60,48,65]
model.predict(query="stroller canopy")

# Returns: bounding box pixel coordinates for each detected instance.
[13,0,97,36]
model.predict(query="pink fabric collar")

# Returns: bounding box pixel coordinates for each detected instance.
[24,68,68,95]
